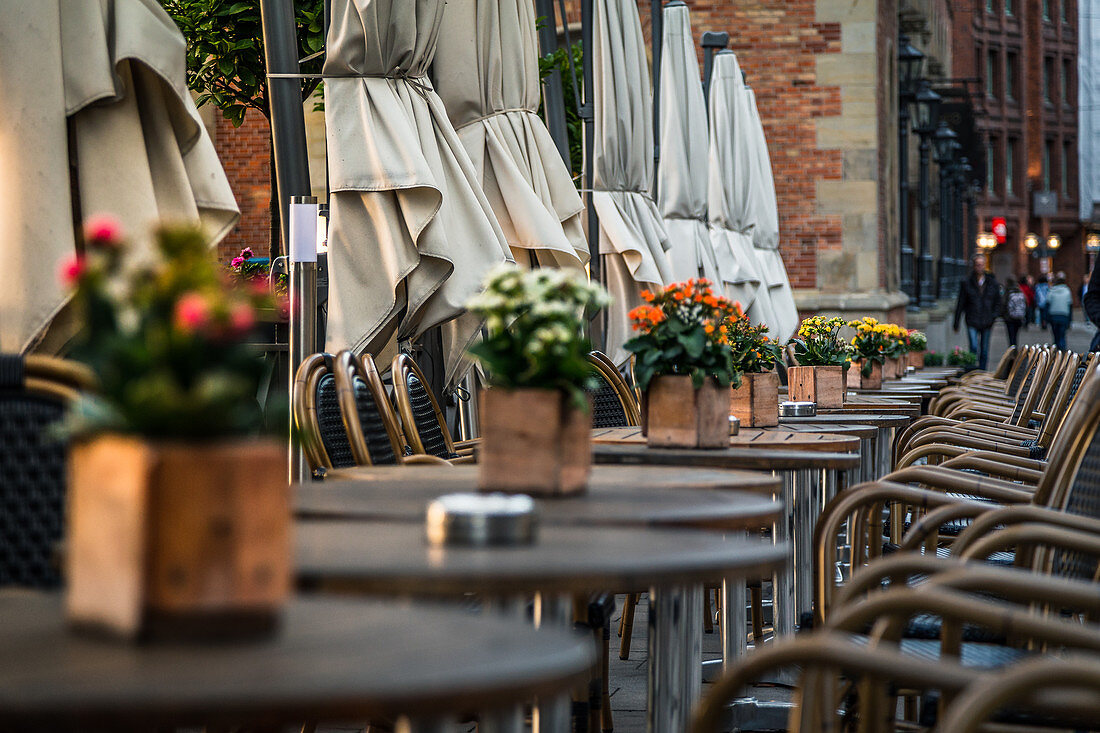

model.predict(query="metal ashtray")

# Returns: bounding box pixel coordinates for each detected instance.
[426,493,538,547]
[728,415,740,436]
[779,401,816,417]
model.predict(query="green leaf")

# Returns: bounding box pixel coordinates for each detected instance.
[681,328,705,359]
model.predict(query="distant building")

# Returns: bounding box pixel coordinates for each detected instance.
[1080,0,1100,231]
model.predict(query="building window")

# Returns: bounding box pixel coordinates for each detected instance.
[1061,0,1069,23]
[1043,0,1051,21]
[1043,57,1054,103]
[1062,58,1072,107]
[987,140,996,195]
[1005,0,1014,15]
[1043,141,1053,191]
[987,0,994,13]
[1006,52,1018,100]
[986,50,998,98]
[1006,138,1016,196]
[1063,141,1072,197]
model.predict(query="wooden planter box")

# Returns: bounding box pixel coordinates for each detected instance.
[730,372,779,427]
[788,365,845,408]
[67,436,290,641]
[886,357,904,378]
[908,350,925,369]
[854,360,883,389]
[478,388,591,496]
[645,375,730,449]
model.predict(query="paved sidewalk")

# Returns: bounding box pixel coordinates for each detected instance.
[986,318,1096,363]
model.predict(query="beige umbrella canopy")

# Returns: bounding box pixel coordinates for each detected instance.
[657,3,721,286]
[323,0,512,380]
[746,87,799,342]
[0,0,239,353]
[707,51,774,327]
[593,0,674,366]
[433,0,587,271]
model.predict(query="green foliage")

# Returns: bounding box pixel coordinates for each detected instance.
[159,0,325,126]
[924,350,945,367]
[726,318,782,375]
[947,347,978,367]
[62,218,272,439]
[625,280,741,392]
[466,266,610,409]
[788,316,852,369]
[907,330,928,352]
[537,41,584,178]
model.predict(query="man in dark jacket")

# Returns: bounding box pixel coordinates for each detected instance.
[1084,265,1100,352]
[953,253,1001,370]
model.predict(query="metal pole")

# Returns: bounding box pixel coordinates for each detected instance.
[651,0,663,191]
[954,164,967,293]
[260,0,312,257]
[701,31,729,107]
[899,105,915,305]
[581,0,604,349]
[936,161,951,299]
[918,133,934,308]
[534,0,571,167]
[288,197,318,485]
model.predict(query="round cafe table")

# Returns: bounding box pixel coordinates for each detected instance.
[590,425,859,453]
[0,593,594,733]
[781,412,911,482]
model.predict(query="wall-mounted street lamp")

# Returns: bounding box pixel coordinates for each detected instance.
[977,231,998,252]
[1024,232,1040,251]
[1047,233,1062,251]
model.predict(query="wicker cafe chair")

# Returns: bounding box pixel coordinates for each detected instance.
[586,350,639,428]
[0,354,93,589]
[332,351,406,467]
[929,345,1038,415]
[391,353,477,463]
[292,353,356,473]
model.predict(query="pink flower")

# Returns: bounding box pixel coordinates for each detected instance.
[83,214,123,247]
[174,292,212,334]
[240,247,254,259]
[230,256,245,269]
[228,301,255,334]
[58,255,86,288]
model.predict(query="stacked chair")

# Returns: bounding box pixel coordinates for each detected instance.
[694,347,1100,731]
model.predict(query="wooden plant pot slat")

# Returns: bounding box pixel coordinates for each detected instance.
[787,365,845,409]
[478,388,592,496]
[645,375,730,449]
[908,350,926,369]
[730,372,779,427]
[67,436,291,641]
[854,360,883,390]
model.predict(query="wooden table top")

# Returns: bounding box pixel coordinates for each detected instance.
[304,466,782,530]
[0,593,594,729]
[591,443,860,471]
[780,412,910,429]
[297,520,787,595]
[764,421,876,440]
[591,426,859,453]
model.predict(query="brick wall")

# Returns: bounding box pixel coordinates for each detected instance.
[212,111,273,263]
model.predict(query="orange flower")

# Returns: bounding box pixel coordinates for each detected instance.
[641,290,655,302]
[704,323,715,335]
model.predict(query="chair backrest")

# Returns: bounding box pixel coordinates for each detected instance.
[991,345,1017,379]
[391,353,456,459]
[293,353,356,471]
[0,354,91,589]
[1038,353,1083,446]
[1007,350,1048,427]
[586,351,640,428]
[1033,361,1100,507]
[1005,346,1035,397]
[333,351,404,466]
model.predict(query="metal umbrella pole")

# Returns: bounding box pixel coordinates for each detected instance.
[701,31,729,105]
[288,197,319,484]
[534,0,571,166]
[581,0,605,350]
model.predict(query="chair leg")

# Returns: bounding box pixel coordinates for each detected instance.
[750,584,765,644]
[619,593,638,660]
[601,620,614,732]
[703,586,714,634]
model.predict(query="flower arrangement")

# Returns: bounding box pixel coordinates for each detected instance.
[848,317,890,378]
[624,279,741,391]
[60,216,272,439]
[924,350,945,366]
[947,347,978,367]
[788,316,852,368]
[907,330,928,352]
[466,265,610,408]
[880,323,910,360]
[726,315,783,376]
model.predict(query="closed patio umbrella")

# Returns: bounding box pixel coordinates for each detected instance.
[324,0,512,379]
[707,51,774,327]
[746,87,799,342]
[657,3,720,286]
[433,0,587,271]
[593,0,674,365]
[0,0,238,353]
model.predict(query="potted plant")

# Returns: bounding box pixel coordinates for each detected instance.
[466,266,609,495]
[947,347,979,368]
[727,315,783,427]
[60,217,289,642]
[625,279,740,448]
[848,317,889,389]
[881,323,910,378]
[787,316,852,408]
[924,350,945,367]
[907,330,928,369]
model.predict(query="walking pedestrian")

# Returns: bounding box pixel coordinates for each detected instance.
[1084,265,1100,352]
[1019,274,1035,330]
[1000,277,1026,347]
[1035,274,1050,328]
[1047,272,1073,351]
[953,253,1001,371]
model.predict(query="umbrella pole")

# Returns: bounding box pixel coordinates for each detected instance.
[581,0,605,350]
[534,0,571,168]
[651,0,662,193]
[701,31,729,107]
